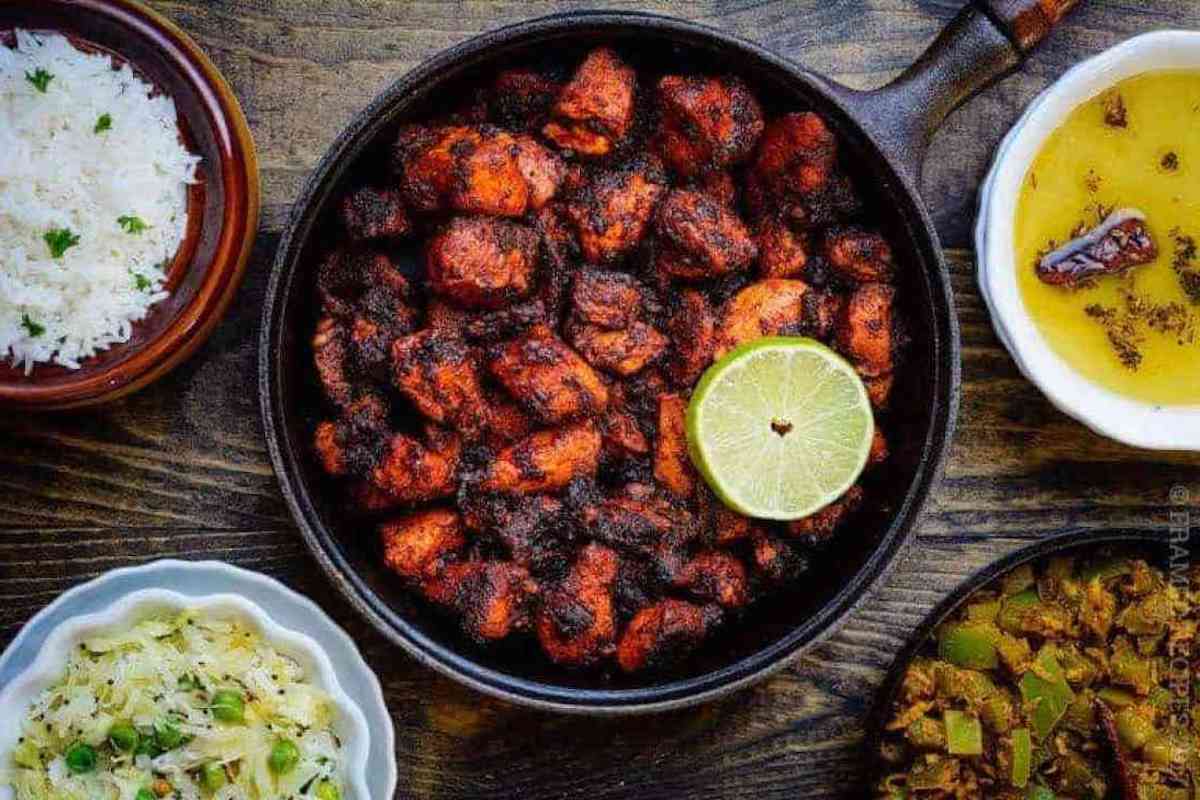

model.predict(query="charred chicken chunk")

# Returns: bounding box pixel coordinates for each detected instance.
[462,493,568,573]
[564,155,668,265]
[480,392,538,451]
[653,393,697,499]
[543,47,637,157]
[654,189,757,281]
[617,599,718,673]
[426,216,539,309]
[654,74,764,177]
[422,560,538,642]
[533,203,582,319]
[312,394,388,477]
[750,531,808,583]
[675,551,749,609]
[480,421,602,494]
[513,134,565,212]
[693,170,738,208]
[837,282,896,378]
[567,319,668,377]
[756,218,810,279]
[390,329,487,433]
[339,186,412,242]
[714,279,839,357]
[369,429,461,504]
[824,227,895,283]
[601,407,650,462]
[570,268,654,330]
[312,316,355,410]
[581,488,695,582]
[753,111,837,197]
[393,124,530,217]
[317,249,417,327]
[663,289,716,387]
[488,325,609,424]
[785,484,865,543]
[490,69,563,131]
[379,508,465,580]
[536,543,620,666]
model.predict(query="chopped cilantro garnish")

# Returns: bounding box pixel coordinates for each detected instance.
[25,69,53,93]
[20,315,44,338]
[131,271,153,291]
[118,215,149,235]
[94,113,112,134]
[43,228,80,259]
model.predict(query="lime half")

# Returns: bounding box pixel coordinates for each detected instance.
[686,337,874,521]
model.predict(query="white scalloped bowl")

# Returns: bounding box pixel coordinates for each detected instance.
[977,30,1200,451]
[0,589,372,800]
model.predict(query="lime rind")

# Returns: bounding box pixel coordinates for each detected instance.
[686,337,875,521]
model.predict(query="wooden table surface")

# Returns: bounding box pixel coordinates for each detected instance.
[4,1,1199,798]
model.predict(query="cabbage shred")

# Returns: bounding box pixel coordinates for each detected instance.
[1,611,345,800]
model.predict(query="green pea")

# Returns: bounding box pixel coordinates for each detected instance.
[200,762,228,792]
[136,790,155,800]
[154,719,184,751]
[109,721,139,752]
[64,742,97,774]
[268,739,300,775]
[211,688,245,723]
[314,780,341,800]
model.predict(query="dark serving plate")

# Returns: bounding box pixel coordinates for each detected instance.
[260,4,1079,712]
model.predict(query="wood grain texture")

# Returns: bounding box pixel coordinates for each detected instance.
[2,2,1199,798]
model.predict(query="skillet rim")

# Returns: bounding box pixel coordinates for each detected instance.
[260,9,962,714]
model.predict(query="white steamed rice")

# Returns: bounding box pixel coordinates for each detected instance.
[0,30,200,372]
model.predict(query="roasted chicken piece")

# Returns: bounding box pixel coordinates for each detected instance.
[616,599,719,673]
[581,488,695,583]
[490,69,562,131]
[868,428,889,466]
[462,493,570,575]
[675,551,749,609]
[654,74,764,177]
[753,111,837,197]
[824,227,895,283]
[514,135,566,212]
[537,543,620,666]
[339,186,412,242]
[312,316,355,410]
[567,319,668,377]
[600,406,650,462]
[393,124,531,217]
[750,531,809,583]
[480,392,537,451]
[488,325,608,424]
[756,218,809,279]
[317,249,417,327]
[714,279,839,357]
[426,216,539,309]
[533,203,581,320]
[427,296,549,343]
[653,393,696,499]
[379,508,465,580]
[654,189,757,281]
[837,282,896,378]
[312,394,388,477]
[663,289,716,387]
[693,170,737,208]
[786,485,864,543]
[390,329,487,433]
[369,428,461,504]
[570,268,655,330]
[543,47,637,157]
[480,421,602,494]
[422,560,538,642]
[563,155,668,265]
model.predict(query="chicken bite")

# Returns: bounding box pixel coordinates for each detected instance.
[536,543,620,666]
[564,155,667,265]
[785,484,864,543]
[601,406,650,462]
[750,531,809,583]
[753,112,837,197]
[339,186,412,242]
[653,393,697,499]
[663,290,716,387]
[313,316,355,410]
[462,493,569,573]
[426,216,539,309]
[692,170,738,208]
[543,47,637,157]
[393,124,530,217]
[488,325,609,424]
[756,218,809,279]
[824,227,895,283]
[423,560,538,642]
[654,74,764,177]
[567,319,668,377]
[675,551,749,609]
[312,394,389,477]
[514,134,565,212]
[714,279,839,357]
[480,420,602,494]
[836,282,896,378]
[570,268,655,330]
[317,249,417,327]
[581,488,696,583]
[617,599,719,673]
[390,329,487,433]
[490,69,562,131]
[654,190,757,281]
[369,429,461,503]
[380,508,465,580]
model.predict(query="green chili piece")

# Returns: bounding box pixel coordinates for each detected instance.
[997,589,1039,635]
[211,688,245,723]
[109,720,139,752]
[938,623,999,670]
[268,739,300,775]
[64,742,96,774]
[314,780,341,800]
[200,762,227,792]
[1019,645,1075,740]
[1011,727,1032,788]
[154,719,185,751]
[944,710,983,756]
[135,790,155,800]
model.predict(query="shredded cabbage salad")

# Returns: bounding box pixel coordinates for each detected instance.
[0,610,345,800]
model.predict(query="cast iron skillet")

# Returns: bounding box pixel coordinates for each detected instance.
[865,529,1185,787]
[261,0,1082,713]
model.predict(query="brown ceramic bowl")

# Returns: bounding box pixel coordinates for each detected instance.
[0,0,259,411]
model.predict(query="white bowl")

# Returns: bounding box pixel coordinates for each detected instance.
[0,561,394,800]
[976,30,1200,451]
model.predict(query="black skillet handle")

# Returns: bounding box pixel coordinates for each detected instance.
[828,0,1082,191]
